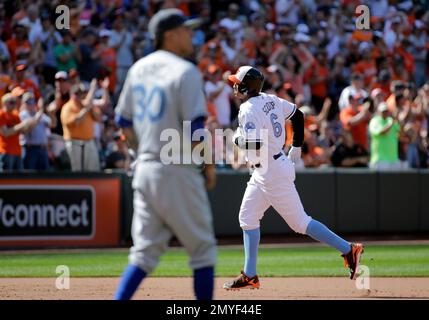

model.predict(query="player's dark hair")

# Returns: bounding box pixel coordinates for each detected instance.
[154,35,163,50]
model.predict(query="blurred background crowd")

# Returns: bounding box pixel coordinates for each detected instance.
[0,0,428,172]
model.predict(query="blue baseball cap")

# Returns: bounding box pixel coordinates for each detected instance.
[148,8,201,40]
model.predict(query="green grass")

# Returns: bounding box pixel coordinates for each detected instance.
[0,245,428,278]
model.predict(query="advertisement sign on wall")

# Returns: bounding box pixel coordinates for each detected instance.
[0,178,120,247]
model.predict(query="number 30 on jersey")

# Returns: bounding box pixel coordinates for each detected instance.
[133,85,166,122]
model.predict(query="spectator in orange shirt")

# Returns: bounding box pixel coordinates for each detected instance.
[370,69,391,100]
[307,50,329,113]
[6,23,31,65]
[0,93,30,171]
[353,47,377,87]
[61,80,101,171]
[12,63,40,99]
[198,41,228,74]
[371,35,388,61]
[350,30,373,43]
[340,93,371,150]
[300,97,333,132]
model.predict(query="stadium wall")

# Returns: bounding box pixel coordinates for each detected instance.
[0,170,428,248]
[125,169,429,239]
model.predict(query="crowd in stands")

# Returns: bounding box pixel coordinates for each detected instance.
[0,0,428,172]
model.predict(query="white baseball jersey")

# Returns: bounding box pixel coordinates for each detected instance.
[237,92,296,168]
[237,92,312,234]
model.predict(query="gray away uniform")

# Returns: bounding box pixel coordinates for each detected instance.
[115,50,217,273]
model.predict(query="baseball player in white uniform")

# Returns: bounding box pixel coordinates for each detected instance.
[223,66,364,290]
[114,9,217,300]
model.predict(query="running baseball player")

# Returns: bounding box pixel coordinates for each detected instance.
[114,9,217,300]
[223,66,364,290]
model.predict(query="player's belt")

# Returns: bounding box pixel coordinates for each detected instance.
[273,152,283,160]
[253,152,283,168]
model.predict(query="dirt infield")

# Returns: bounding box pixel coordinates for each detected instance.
[1,277,428,300]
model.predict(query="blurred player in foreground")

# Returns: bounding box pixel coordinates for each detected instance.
[114,9,217,300]
[223,66,364,290]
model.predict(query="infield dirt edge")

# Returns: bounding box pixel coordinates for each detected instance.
[1,277,428,300]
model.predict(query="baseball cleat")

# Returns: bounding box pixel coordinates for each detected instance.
[342,243,364,280]
[223,271,260,290]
